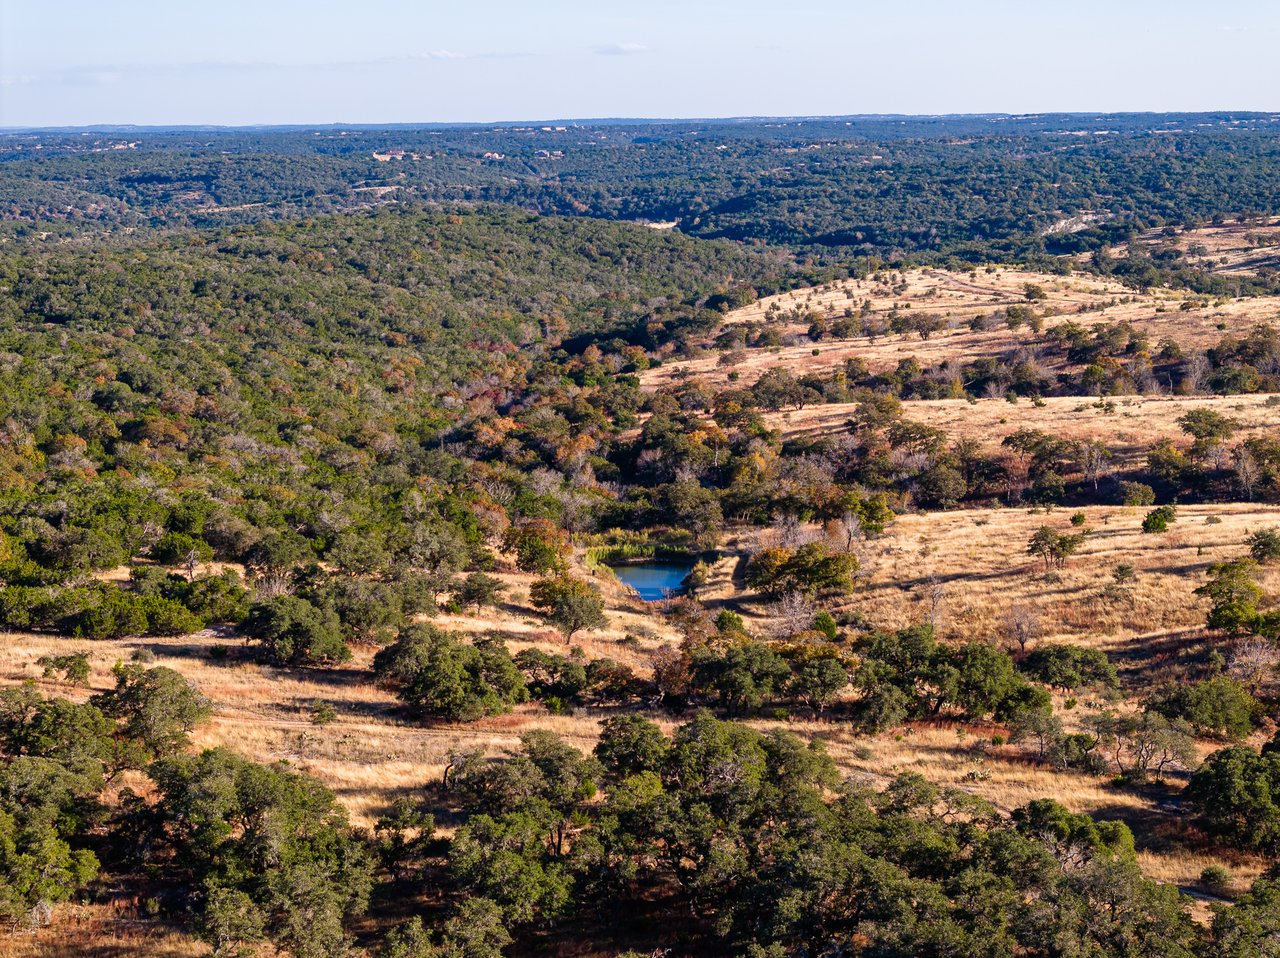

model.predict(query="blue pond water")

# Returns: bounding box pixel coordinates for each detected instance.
[610,561,694,601]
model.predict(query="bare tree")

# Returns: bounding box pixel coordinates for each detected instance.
[1227,636,1280,692]
[1080,441,1112,491]
[1205,441,1232,472]
[920,574,948,632]
[1002,603,1043,656]
[770,513,820,550]
[770,591,815,639]
[828,508,863,553]
[1235,449,1261,500]
[1182,352,1211,394]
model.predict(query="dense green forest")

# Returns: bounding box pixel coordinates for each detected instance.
[2,118,1280,957]
[5,114,1280,264]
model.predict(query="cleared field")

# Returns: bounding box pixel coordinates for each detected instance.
[769,393,1280,468]
[0,567,675,831]
[841,502,1280,648]
[702,503,1280,677]
[642,265,1280,391]
[4,501,1275,916]
[1112,217,1280,276]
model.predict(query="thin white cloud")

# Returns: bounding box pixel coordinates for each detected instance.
[412,50,468,60]
[595,42,648,56]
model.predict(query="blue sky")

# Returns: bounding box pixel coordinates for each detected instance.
[2,0,1277,126]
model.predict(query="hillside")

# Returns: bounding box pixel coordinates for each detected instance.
[3,192,1280,957]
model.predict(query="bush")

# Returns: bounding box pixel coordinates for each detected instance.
[1119,481,1156,507]
[37,651,91,686]
[242,595,349,665]
[1247,528,1280,564]
[1151,676,1261,741]
[1199,864,1233,894]
[813,611,839,641]
[714,609,745,635]
[372,624,526,721]
[1141,505,1177,534]
[62,588,150,640]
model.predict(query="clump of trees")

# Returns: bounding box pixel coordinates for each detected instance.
[853,625,1048,730]
[373,625,527,721]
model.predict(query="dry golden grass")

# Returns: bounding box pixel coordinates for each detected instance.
[640,264,1280,391]
[841,502,1280,653]
[0,560,685,831]
[0,903,210,958]
[768,393,1280,469]
[1113,217,1280,276]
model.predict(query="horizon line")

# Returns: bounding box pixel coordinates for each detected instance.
[4,109,1280,134]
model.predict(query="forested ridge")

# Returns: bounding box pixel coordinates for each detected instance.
[5,113,1280,263]
[1,119,1280,957]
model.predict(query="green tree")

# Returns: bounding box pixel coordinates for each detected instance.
[1152,676,1261,741]
[1186,745,1280,853]
[373,625,526,721]
[242,595,350,665]
[501,520,569,575]
[690,641,791,713]
[528,575,607,643]
[92,663,211,766]
[1195,559,1263,634]
[1208,877,1280,958]
[1026,526,1086,572]
[456,572,506,612]
[152,748,373,958]
[1022,644,1120,692]
[595,715,670,781]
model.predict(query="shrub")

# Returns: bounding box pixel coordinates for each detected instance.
[813,610,839,641]
[1119,481,1156,506]
[1151,676,1261,741]
[37,651,92,686]
[1247,528,1280,564]
[1141,505,1177,534]
[1199,864,1233,894]
[372,624,526,721]
[63,588,150,640]
[714,609,745,635]
[242,595,349,665]
[139,595,204,636]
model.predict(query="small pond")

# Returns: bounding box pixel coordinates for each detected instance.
[609,561,695,601]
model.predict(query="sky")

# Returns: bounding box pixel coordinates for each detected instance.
[2,0,1278,127]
